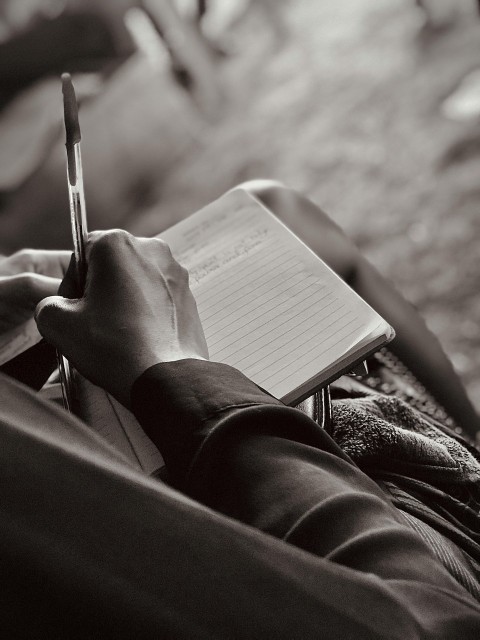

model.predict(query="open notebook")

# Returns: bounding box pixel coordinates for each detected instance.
[163,189,394,404]
[2,189,394,475]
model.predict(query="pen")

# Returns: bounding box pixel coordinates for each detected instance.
[58,72,89,411]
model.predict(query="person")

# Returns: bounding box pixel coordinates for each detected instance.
[1,191,480,637]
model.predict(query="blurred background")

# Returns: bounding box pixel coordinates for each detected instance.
[0,0,480,411]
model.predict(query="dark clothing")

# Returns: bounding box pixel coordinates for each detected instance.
[1,359,480,638]
[132,359,480,634]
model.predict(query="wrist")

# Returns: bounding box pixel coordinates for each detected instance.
[115,354,209,410]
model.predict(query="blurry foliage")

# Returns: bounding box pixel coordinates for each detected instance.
[1,0,480,408]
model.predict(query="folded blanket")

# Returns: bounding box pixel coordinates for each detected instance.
[330,388,480,567]
[332,393,480,487]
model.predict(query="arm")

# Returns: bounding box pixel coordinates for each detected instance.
[0,248,70,334]
[129,358,480,638]
[0,249,71,388]
[35,230,480,638]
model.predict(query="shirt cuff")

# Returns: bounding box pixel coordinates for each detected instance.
[130,359,327,487]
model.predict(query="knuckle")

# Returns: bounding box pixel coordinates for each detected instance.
[151,238,179,267]
[152,237,173,256]
[178,263,189,282]
[16,248,35,262]
[34,296,53,325]
[88,229,133,262]
[14,273,36,296]
[7,249,34,273]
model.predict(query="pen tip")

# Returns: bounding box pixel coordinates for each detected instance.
[61,73,81,146]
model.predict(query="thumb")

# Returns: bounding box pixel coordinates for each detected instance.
[35,295,81,351]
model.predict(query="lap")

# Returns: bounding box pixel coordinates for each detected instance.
[0,372,413,639]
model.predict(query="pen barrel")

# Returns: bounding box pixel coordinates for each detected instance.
[61,142,88,412]
[57,351,75,412]
[67,143,88,292]
[61,75,88,413]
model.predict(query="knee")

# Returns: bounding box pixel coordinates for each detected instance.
[232,179,291,203]
[232,180,360,285]
[232,180,302,222]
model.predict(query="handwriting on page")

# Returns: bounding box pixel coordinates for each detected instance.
[167,203,271,286]
[161,191,383,402]
[174,199,370,399]
[195,239,357,399]
[189,228,269,286]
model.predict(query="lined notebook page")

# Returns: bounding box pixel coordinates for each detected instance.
[162,190,392,404]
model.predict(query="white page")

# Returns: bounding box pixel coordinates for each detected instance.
[0,189,389,466]
[162,189,391,403]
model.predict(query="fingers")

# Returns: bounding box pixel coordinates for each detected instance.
[83,230,135,292]
[28,274,63,301]
[0,249,72,278]
[0,274,62,333]
[0,273,61,302]
[35,296,80,353]
[83,230,177,296]
[86,230,173,267]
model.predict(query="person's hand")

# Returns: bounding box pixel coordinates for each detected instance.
[0,249,71,333]
[35,230,209,407]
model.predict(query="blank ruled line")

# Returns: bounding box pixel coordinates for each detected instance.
[205,278,317,347]
[255,317,358,388]
[206,277,324,350]
[212,293,335,365]
[259,321,360,389]
[211,284,329,358]
[247,306,352,377]
[203,269,316,334]
[221,298,345,374]
[238,304,350,378]
[271,329,360,394]
[196,244,289,306]
[199,253,300,324]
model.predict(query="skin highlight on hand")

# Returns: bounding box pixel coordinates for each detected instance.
[0,249,71,278]
[35,230,209,407]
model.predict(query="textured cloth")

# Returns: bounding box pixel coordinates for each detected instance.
[331,393,480,486]
[132,360,480,618]
[1,359,480,637]
[329,387,480,596]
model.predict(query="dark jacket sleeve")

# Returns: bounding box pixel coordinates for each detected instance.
[131,359,480,638]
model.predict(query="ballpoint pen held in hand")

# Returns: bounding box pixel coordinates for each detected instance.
[58,72,89,411]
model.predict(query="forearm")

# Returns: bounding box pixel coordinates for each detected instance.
[1,371,478,639]
[209,432,480,637]
[131,360,480,636]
